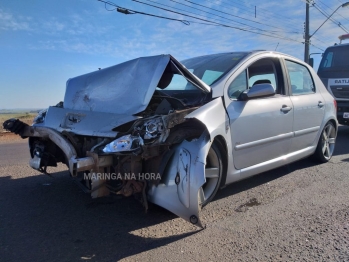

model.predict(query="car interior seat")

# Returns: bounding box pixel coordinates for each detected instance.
[291,84,298,93]
[252,79,271,86]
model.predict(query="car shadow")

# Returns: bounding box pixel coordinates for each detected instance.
[213,158,313,203]
[214,124,349,202]
[0,171,198,262]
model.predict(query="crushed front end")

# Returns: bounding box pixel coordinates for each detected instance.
[3,54,213,227]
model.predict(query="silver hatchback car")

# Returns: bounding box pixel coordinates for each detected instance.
[3,51,337,227]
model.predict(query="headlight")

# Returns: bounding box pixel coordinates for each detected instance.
[102,135,144,153]
[143,118,164,139]
[33,109,48,124]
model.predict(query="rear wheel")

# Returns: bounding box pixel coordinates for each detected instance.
[200,143,223,207]
[312,122,336,163]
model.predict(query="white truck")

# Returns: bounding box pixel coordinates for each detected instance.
[317,34,349,125]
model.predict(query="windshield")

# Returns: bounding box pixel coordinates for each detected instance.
[318,45,349,71]
[182,52,248,85]
[157,53,248,91]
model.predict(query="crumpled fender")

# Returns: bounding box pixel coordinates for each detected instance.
[147,131,211,228]
[185,97,230,142]
[185,97,235,185]
[148,98,234,227]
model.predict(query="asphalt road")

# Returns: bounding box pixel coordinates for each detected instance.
[0,126,349,262]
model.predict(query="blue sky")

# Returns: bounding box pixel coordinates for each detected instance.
[0,0,348,109]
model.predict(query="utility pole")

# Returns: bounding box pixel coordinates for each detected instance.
[304,1,310,64]
[303,1,349,64]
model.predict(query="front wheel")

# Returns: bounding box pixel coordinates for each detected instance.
[200,143,223,207]
[312,122,336,163]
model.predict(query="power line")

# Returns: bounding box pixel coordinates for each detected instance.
[133,0,266,31]
[130,0,324,50]
[317,0,349,23]
[144,0,215,20]
[169,0,276,33]
[313,1,345,27]
[234,4,303,35]
[98,0,191,25]
[311,1,349,33]
[312,35,330,46]
[180,0,299,34]
[132,0,233,26]
[98,0,324,51]
[205,0,304,34]
[147,0,300,35]
[310,37,330,50]
[133,0,279,34]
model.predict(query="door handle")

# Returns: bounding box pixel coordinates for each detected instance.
[318,101,325,108]
[280,105,292,113]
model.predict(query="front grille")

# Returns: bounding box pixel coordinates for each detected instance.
[330,85,349,98]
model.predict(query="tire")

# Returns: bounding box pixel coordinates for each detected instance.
[200,142,223,207]
[312,122,336,163]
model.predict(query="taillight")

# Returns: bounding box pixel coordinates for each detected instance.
[334,99,337,112]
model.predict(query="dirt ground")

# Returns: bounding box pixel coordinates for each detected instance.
[0,114,35,133]
[0,126,348,262]
[0,132,24,143]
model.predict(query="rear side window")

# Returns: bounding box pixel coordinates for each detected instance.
[285,60,315,95]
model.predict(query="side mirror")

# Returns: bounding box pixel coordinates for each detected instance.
[239,84,275,101]
[309,58,314,67]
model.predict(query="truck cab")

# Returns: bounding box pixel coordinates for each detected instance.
[317,34,349,125]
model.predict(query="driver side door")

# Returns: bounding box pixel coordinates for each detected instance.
[225,56,294,170]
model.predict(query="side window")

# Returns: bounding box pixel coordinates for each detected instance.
[247,58,280,92]
[322,52,333,68]
[227,57,284,99]
[285,60,315,95]
[228,70,247,99]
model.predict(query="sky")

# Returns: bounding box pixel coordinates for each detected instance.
[0,0,348,109]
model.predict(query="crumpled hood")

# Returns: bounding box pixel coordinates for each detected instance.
[64,54,211,114]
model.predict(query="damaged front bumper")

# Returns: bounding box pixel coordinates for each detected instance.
[5,123,111,177]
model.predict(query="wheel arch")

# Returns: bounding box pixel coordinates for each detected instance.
[212,135,228,189]
[328,118,338,132]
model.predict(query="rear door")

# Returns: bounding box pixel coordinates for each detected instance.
[283,59,325,152]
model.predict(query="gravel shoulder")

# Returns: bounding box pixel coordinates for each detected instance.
[0,133,25,143]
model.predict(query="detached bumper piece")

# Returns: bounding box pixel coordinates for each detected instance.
[3,118,29,138]
[3,119,111,178]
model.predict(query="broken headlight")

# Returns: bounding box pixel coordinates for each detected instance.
[144,118,165,139]
[102,135,144,153]
[33,109,47,124]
